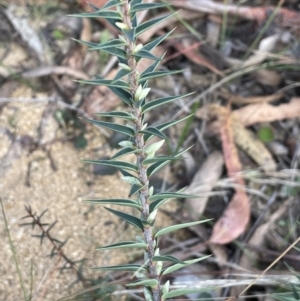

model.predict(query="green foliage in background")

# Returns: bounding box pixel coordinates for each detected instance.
[73,1,210,300]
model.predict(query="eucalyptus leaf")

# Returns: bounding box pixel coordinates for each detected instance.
[155,220,212,237]
[105,207,143,229]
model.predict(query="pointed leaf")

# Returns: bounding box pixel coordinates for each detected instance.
[136,13,176,36]
[139,70,184,83]
[101,0,122,10]
[77,78,130,90]
[71,10,121,19]
[97,46,126,59]
[93,264,145,272]
[105,207,143,229]
[113,68,133,81]
[162,287,214,300]
[124,27,136,42]
[143,29,175,53]
[138,54,165,75]
[97,241,147,250]
[133,49,160,61]
[155,220,211,237]
[153,255,185,264]
[155,114,194,132]
[127,279,159,287]
[142,93,194,114]
[131,2,169,12]
[143,155,182,165]
[109,86,132,105]
[129,184,146,197]
[162,255,212,275]
[111,147,139,160]
[96,111,136,121]
[139,127,168,140]
[84,119,134,137]
[84,198,140,210]
[149,187,187,213]
[146,145,193,177]
[84,159,138,172]
[149,192,197,202]
[73,39,125,50]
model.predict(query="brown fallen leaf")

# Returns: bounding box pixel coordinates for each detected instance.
[209,110,250,244]
[172,42,224,76]
[184,151,224,220]
[232,119,276,172]
[196,103,277,172]
[252,69,282,87]
[227,92,283,105]
[233,97,300,126]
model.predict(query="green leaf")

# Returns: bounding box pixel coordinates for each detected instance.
[108,86,132,105]
[105,207,143,229]
[73,39,125,50]
[96,47,127,59]
[149,192,197,202]
[123,28,136,42]
[156,114,194,132]
[97,241,147,250]
[77,77,130,90]
[155,220,211,237]
[131,2,169,12]
[129,184,145,197]
[127,279,159,287]
[84,159,138,172]
[258,126,274,142]
[136,13,176,36]
[113,68,133,82]
[138,54,165,75]
[101,0,122,10]
[143,155,182,165]
[84,119,134,137]
[139,127,168,140]
[111,147,139,160]
[153,255,185,264]
[84,198,140,210]
[146,145,192,177]
[142,93,194,113]
[162,287,215,300]
[149,187,187,213]
[143,30,175,53]
[96,111,136,121]
[139,70,184,83]
[71,10,121,19]
[162,255,212,275]
[133,49,160,61]
[93,264,145,272]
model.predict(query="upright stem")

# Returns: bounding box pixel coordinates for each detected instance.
[122,2,160,300]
